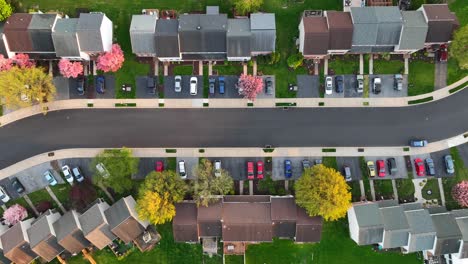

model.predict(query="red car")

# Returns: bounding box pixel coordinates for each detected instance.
[439,44,448,62]
[376,160,386,177]
[414,158,426,176]
[155,161,164,172]
[247,161,254,180]
[257,161,264,179]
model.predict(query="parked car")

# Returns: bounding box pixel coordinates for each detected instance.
[414,158,426,176]
[315,159,322,166]
[356,75,364,93]
[190,77,198,95]
[265,77,273,95]
[367,161,376,177]
[343,165,352,182]
[284,160,292,178]
[72,167,85,182]
[410,139,428,147]
[179,160,187,179]
[209,78,216,95]
[12,178,25,194]
[247,161,255,180]
[444,155,455,174]
[302,160,311,170]
[174,75,182,92]
[0,186,10,203]
[214,160,222,177]
[257,161,264,179]
[44,170,58,186]
[325,77,333,95]
[425,158,436,176]
[373,77,382,94]
[219,76,225,94]
[62,165,74,183]
[439,44,448,62]
[147,76,156,94]
[96,76,105,94]
[155,161,164,172]
[394,74,403,91]
[77,75,85,95]
[96,163,110,178]
[377,160,386,177]
[387,158,397,175]
[335,76,344,93]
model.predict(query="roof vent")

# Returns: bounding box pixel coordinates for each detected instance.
[304,10,323,17]
[197,26,201,30]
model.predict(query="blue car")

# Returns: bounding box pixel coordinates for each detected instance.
[284,160,292,178]
[409,139,428,147]
[96,76,105,94]
[218,77,225,94]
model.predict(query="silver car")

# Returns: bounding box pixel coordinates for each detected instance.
[214,160,222,177]
[44,170,58,186]
[179,160,187,179]
[444,155,455,174]
[325,77,333,95]
[174,75,182,92]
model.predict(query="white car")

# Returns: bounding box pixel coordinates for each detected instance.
[96,163,110,178]
[179,160,187,179]
[44,170,58,186]
[190,77,198,95]
[72,167,85,183]
[0,186,10,203]
[62,165,74,183]
[325,76,333,95]
[214,160,222,177]
[174,75,182,92]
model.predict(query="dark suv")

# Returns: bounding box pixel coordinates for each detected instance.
[387,158,397,175]
[12,178,25,194]
[77,76,85,95]
[335,76,344,93]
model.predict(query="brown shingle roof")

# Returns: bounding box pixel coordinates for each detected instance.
[270,196,296,221]
[223,195,270,203]
[222,202,272,242]
[302,16,329,55]
[295,207,323,243]
[423,4,454,21]
[173,202,198,242]
[198,200,222,237]
[2,221,37,264]
[326,11,353,50]
[3,13,33,52]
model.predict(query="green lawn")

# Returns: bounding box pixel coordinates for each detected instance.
[225,255,244,264]
[322,157,337,170]
[373,180,394,198]
[213,64,243,76]
[246,221,421,264]
[421,178,440,202]
[173,65,193,76]
[50,184,72,209]
[396,179,415,201]
[373,60,404,75]
[328,57,359,75]
[348,181,362,202]
[408,60,435,96]
[27,188,59,208]
[447,58,468,85]
[443,147,468,210]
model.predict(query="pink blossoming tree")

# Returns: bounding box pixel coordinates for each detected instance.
[58,59,83,78]
[14,53,34,68]
[96,44,124,72]
[0,55,12,71]
[237,74,264,101]
[3,204,28,226]
[453,181,468,207]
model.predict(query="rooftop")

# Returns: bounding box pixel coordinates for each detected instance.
[250,13,276,30]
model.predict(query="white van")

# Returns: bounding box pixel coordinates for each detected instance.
[190,77,198,95]
[179,160,187,179]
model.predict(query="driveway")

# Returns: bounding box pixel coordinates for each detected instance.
[164,76,204,98]
[324,75,344,98]
[205,157,262,181]
[457,143,468,167]
[336,157,362,181]
[257,75,276,99]
[272,157,321,180]
[136,76,158,99]
[368,74,408,98]
[297,75,319,98]
[208,76,242,99]
[434,61,447,90]
[94,75,116,99]
[176,157,199,179]
[343,75,362,98]
[410,153,433,178]
[429,150,454,178]
[53,77,71,100]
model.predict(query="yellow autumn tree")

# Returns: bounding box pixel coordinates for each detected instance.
[294,164,351,221]
[135,171,187,225]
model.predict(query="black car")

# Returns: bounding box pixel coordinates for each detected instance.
[147,76,155,94]
[209,78,216,95]
[77,76,85,95]
[11,178,25,194]
[335,76,344,93]
[387,158,397,175]
[265,77,273,95]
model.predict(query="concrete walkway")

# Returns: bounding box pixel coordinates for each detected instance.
[45,186,66,213]
[369,180,376,201]
[239,181,244,195]
[438,178,446,206]
[435,61,448,90]
[359,180,365,199]
[413,178,425,203]
[23,194,40,216]
[392,179,399,201]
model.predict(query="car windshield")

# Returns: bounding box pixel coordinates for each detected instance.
[369,165,374,170]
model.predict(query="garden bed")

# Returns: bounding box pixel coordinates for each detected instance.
[373,180,394,200]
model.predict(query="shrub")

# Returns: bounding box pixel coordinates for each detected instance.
[287,53,304,70]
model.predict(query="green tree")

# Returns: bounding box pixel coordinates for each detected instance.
[91,148,139,194]
[0,67,56,110]
[0,0,12,22]
[192,159,234,207]
[295,164,351,221]
[233,0,263,15]
[136,171,187,225]
[450,25,468,70]
[287,53,304,70]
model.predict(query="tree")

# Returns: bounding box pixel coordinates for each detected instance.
[192,159,234,207]
[233,0,263,15]
[237,73,264,101]
[0,0,12,22]
[96,44,125,72]
[287,53,304,70]
[92,148,139,194]
[0,54,12,71]
[295,164,351,221]
[452,181,468,207]
[0,66,56,109]
[13,53,34,68]
[136,171,187,225]
[58,59,83,78]
[450,25,468,70]
[69,179,98,211]
[3,204,28,226]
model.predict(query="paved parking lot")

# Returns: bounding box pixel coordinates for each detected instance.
[428,150,454,178]
[208,76,242,99]
[410,153,433,178]
[364,156,408,179]
[176,157,199,179]
[93,75,116,99]
[54,77,71,100]
[324,75,361,98]
[336,157,362,181]
[134,158,166,179]
[206,157,264,181]
[458,143,468,167]
[368,74,408,98]
[164,76,204,98]
[136,76,158,99]
[272,157,321,180]
[257,75,276,99]
[297,75,319,98]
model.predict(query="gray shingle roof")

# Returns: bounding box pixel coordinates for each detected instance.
[52,18,81,57]
[155,19,179,58]
[250,13,276,30]
[431,213,462,255]
[0,23,7,56]
[351,203,384,245]
[398,11,429,51]
[400,202,423,211]
[130,15,157,55]
[227,19,251,58]
[250,13,276,53]
[178,14,227,54]
[404,209,436,252]
[76,13,105,52]
[380,206,410,248]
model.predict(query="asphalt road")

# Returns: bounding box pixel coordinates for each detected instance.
[1,88,468,169]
